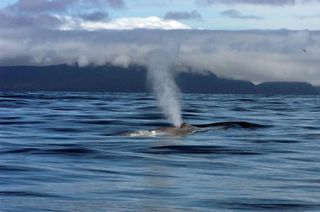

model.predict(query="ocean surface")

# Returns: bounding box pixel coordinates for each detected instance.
[1,92,320,211]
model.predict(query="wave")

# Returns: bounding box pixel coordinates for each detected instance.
[194,121,268,129]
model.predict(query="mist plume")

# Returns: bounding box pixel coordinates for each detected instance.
[147,48,182,127]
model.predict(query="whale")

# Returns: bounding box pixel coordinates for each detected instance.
[122,123,200,137]
[120,121,266,137]
[152,123,200,136]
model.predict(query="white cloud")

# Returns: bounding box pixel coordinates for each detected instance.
[60,16,191,30]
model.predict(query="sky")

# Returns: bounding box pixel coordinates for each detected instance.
[1,0,320,84]
[1,0,320,30]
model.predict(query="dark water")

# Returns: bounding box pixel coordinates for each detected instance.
[1,92,320,211]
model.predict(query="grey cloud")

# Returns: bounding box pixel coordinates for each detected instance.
[0,0,124,30]
[86,0,125,8]
[299,14,320,19]
[104,0,126,8]
[1,29,320,84]
[79,11,110,21]
[221,9,263,20]
[0,12,34,27]
[0,11,63,29]
[164,10,202,21]
[12,0,76,13]
[7,0,125,15]
[36,14,63,28]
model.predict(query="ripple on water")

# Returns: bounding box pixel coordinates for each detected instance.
[1,92,320,211]
[144,145,262,155]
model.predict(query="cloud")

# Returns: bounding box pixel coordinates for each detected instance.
[79,11,110,21]
[221,9,263,19]
[0,0,126,30]
[196,0,308,6]
[62,16,191,30]
[104,0,126,8]
[0,1,189,31]
[0,11,63,29]
[299,14,320,19]
[6,0,125,14]
[0,1,319,86]
[164,10,202,21]
[1,28,320,85]
[11,0,76,13]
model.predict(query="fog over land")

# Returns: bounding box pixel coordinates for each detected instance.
[1,28,320,85]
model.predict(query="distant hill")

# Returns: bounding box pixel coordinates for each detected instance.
[257,82,318,95]
[176,72,256,94]
[0,64,318,95]
[0,64,147,92]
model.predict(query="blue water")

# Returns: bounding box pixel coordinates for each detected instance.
[1,92,320,211]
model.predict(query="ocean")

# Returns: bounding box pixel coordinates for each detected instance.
[1,92,320,211]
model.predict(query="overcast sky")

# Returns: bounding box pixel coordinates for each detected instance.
[1,0,320,84]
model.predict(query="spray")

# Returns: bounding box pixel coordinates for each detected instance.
[147,48,182,127]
